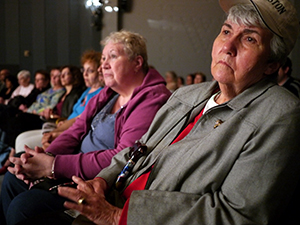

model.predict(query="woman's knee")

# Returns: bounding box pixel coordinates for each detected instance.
[1,172,28,196]
[6,189,66,225]
[0,172,29,219]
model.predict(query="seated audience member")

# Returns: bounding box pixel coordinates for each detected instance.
[8,70,34,104]
[0,69,11,92]
[37,65,85,121]
[165,70,178,92]
[177,76,185,88]
[19,68,60,113]
[0,70,53,115]
[15,50,104,153]
[194,71,206,84]
[16,0,300,224]
[0,30,171,225]
[0,75,18,104]
[67,50,104,120]
[277,57,300,97]
[185,73,195,85]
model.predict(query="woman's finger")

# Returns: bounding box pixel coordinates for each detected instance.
[58,186,83,203]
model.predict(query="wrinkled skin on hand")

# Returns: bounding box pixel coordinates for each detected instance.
[58,176,122,225]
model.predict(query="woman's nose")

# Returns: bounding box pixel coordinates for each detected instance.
[222,37,237,57]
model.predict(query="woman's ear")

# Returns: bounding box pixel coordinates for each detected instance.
[134,55,144,71]
[283,65,290,74]
[265,61,280,75]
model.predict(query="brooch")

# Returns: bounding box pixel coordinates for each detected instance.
[214,119,224,129]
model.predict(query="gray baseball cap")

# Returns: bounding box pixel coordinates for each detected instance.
[219,0,300,55]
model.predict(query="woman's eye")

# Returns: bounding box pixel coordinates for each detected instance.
[246,36,257,44]
[223,30,230,35]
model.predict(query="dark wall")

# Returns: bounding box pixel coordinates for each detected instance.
[0,0,101,77]
[1,0,300,80]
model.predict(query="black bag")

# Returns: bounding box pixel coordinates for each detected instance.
[7,95,26,108]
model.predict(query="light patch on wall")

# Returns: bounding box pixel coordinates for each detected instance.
[147,19,184,31]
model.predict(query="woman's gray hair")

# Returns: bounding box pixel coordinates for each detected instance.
[101,30,149,73]
[17,70,31,79]
[227,4,287,65]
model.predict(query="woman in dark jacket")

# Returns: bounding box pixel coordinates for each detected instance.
[0,75,18,104]
[40,65,86,120]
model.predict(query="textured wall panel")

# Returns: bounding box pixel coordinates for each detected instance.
[122,0,224,80]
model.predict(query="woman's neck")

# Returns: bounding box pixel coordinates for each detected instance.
[89,83,102,93]
[52,85,63,91]
[217,83,244,104]
[22,83,30,87]
[113,71,145,98]
[64,85,73,94]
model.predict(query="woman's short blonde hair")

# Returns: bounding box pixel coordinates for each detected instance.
[101,30,149,73]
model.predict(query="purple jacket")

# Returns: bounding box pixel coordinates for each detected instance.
[46,69,171,180]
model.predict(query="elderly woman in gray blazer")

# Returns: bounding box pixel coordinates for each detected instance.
[21,0,300,224]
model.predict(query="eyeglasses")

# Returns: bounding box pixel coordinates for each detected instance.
[80,68,96,74]
[35,78,45,82]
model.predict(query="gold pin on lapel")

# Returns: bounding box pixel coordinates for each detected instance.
[214,119,224,129]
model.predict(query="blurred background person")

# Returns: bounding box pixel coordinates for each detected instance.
[177,76,185,88]
[8,70,34,104]
[165,70,178,92]
[185,73,195,85]
[0,75,18,104]
[0,69,11,93]
[194,71,206,84]
[277,57,300,97]
[36,65,85,121]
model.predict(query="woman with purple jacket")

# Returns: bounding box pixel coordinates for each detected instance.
[0,30,171,225]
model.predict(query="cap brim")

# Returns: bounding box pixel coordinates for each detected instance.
[219,0,281,37]
[219,0,250,14]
